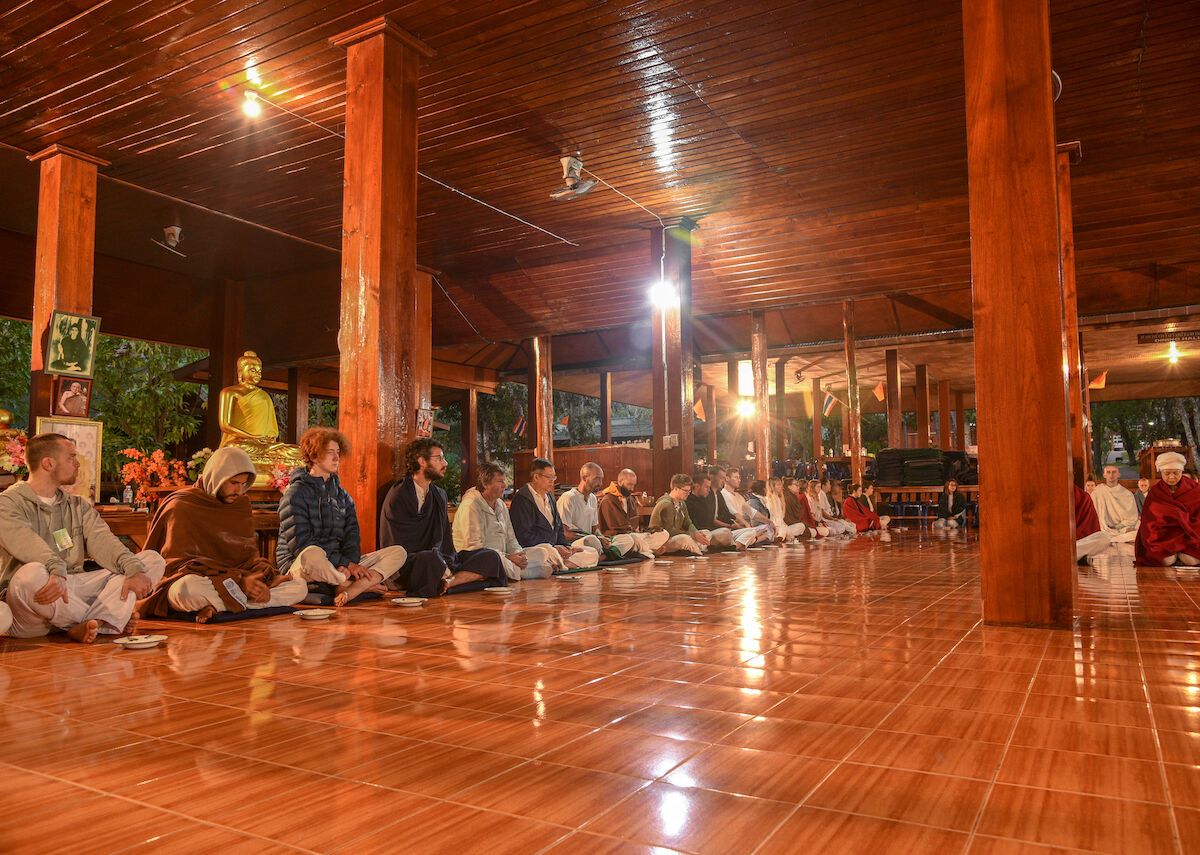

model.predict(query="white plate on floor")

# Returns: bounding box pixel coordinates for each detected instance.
[653,560,672,565]
[113,634,167,649]
[603,567,627,574]
[483,587,513,595]
[556,575,583,582]
[296,608,335,620]
[392,597,426,607]
[689,555,708,560]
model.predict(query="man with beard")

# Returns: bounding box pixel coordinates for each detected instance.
[1136,452,1200,567]
[380,438,508,595]
[141,447,308,622]
[596,467,688,555]
[1,433,164,641]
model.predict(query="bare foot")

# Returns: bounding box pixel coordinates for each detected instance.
[195,605,217,624]
[122,611,140,636]
[333,571,382,606]
[66,619,99,644]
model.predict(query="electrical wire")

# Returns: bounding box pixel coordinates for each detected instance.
[583,167,667,283]
[249,92,580,247]
[433,274,499,345]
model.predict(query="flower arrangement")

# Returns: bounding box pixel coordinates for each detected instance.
[268,464,292,492]
[120,448,187,503]
[1,434,28,476]
[186,447,213,483]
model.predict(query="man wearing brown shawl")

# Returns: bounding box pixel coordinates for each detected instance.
[141,447,307,623]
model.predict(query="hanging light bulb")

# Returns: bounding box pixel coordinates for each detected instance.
[242,90,262,118]
[648,280,678,309]
[736,399,756,418]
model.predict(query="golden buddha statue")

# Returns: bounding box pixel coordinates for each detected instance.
[217,351,305,486]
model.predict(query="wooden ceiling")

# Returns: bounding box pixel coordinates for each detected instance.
[0,1,1196,387]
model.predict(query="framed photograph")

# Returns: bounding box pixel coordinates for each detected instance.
[47,310,101,378]
[34,416,103,504]
[416,407,434,438]
[52,376,92,418]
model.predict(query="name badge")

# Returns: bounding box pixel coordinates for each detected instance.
[52,528,74,551]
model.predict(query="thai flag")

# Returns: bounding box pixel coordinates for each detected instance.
[822,393,837,417]
[513,414,526,436]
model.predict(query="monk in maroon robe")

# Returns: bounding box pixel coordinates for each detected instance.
[1135,453,1200,567]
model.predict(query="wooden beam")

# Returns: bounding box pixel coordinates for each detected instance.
[964,0,1074,626]
[725,359,743,468]
[286,367,310,444]
[885,348,903,448]
[206,280,244,448]
[955,390,966,450]
[812,376,823,466]
[774,358,789,464]
[915,364,931,448]
[843,301,863,484]
[527,335,554,460]
[332,17,431,551]
[705,383,718,462]
[938,379,952,450]
[598,371,612,444]
[27,146,107,425]
[751,312,770,480]
[888,292,972,329]
[1058,145,1088,485]
[463,387,478,493]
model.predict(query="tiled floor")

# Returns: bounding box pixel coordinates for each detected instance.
[2,530,1199,854]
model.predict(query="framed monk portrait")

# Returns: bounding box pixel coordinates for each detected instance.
[53,376,93,418]
[47,310,101,379]
[35,416,104,504]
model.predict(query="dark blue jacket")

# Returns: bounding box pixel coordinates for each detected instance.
[509,484,573,548]
[276,468,361,569]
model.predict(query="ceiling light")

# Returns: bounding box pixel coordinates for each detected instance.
[242,90,262,118]
[1169,341,1181,364]
[648,280,679,309]
[736,399,756,418]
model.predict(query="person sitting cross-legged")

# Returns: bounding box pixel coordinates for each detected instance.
[844,483,886,533]
[141,447,307,623]
[595,467,683,556]
[1,433,165,641]
[825,482,857,536]
[782,477,821,540]
[1075,482,1112,565]
[1090,464,1140,543]
[720,467,775,542]
[380,438,508,595]
[686,472,755,549]
[276,428,407,606]
[510,458,600,569]
[558,463,639,559]
[647,474,708,555]
[454,462,566,580]
[1135,452,1200,567]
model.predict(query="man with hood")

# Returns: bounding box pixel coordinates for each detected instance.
[380,438,508,595]
[596,467,684,555]
[141,447,308,622]
[1136,452,1200,566]
[1,433,164,641]
[276,427,407,604]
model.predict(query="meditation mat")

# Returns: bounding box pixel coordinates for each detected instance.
[553,553,651,574]
[162,605,297,623]
[301,590,383,607]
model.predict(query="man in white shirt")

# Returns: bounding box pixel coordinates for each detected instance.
[453,463,564,579]
[559,464,666,558]
[1090,465,1140,543]
[720,468,774,542]
[509,458,600,569]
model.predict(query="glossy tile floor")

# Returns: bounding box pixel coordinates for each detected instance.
[3,531,1200,854]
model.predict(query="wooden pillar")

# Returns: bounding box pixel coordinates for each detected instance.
[842,301,863,484]
[1058,143,1088,485]
[884,348,903,448]
[938,380,952,450]
[205,279,244,449]
[598,372,612,444]
[649,218,698,494]
[27,145,107,427]
[526,334,554,460]
[705,383,718,463]
[462,387,479,493]
[811,376,823,465]
[955,390,967,450]
[286,367,310,444]
[840,400,850,456]
[331,17,433,551]
[751,312,770,481]
[1082,367,1094,471]
[964,0,1074,626]
[915,364,931,448]
[774,358,789,467]
[724,359,742,468]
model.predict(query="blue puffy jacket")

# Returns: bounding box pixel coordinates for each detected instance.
[276,468,361,569]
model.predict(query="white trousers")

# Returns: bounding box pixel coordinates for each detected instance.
[609,530,671,557]
[167,574,309,614]
[0,602,12,636]
[508,544,567,580]
[287,544,407,586]
[1105,527,1138,544]
[933,517,961,529]
[824,519,857,536]
[5,551,166,638]
[1076,531,1113,561]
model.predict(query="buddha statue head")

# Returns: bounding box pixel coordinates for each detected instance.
[0,408,11,429]
[236,351,263,385]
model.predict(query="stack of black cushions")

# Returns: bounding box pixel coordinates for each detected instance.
[874,449,906,486]
[903,448,946,486]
